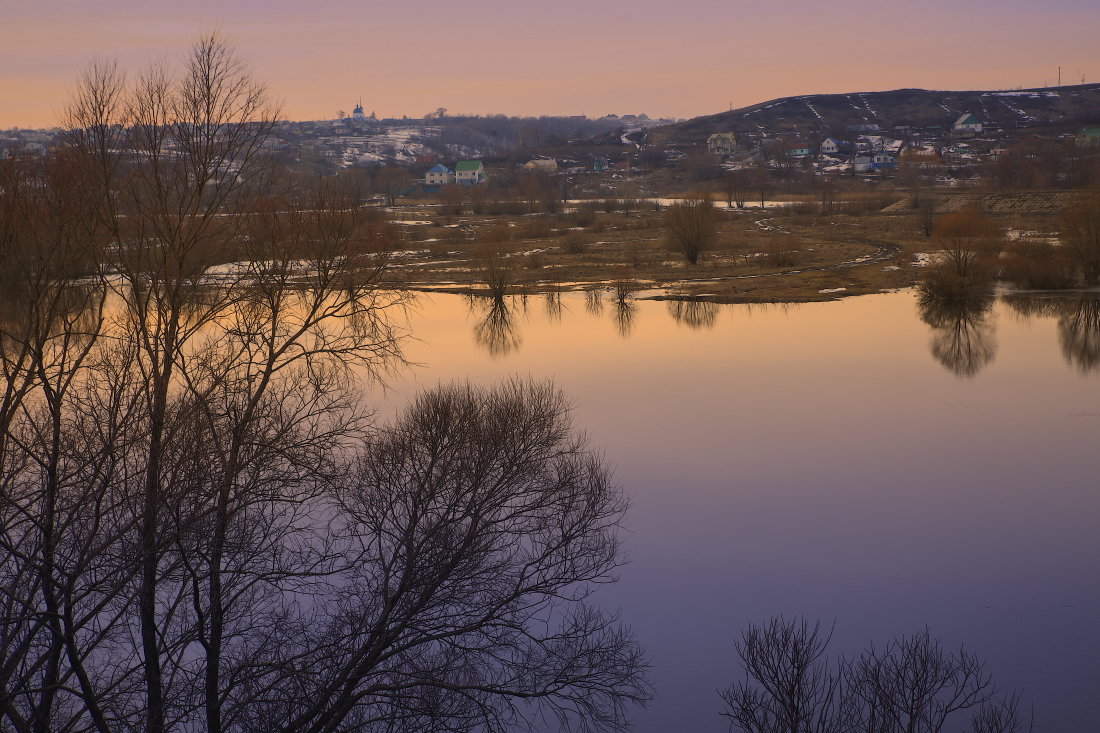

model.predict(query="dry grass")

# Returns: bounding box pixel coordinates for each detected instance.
[379,202,949,302]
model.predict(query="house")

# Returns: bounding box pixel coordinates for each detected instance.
[953,113,983,134]
[819,137,847,156]
[424,163,455,187]
[786,144,813,158]
[523,158,559,173]
[871,153,896,169]
[707,132,737,155]
[853,155,873,173]
[455,160,487,185]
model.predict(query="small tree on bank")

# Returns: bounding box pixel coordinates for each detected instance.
[1062,194,1100,284]
[665,195,719,265]
[932,209,1002,278]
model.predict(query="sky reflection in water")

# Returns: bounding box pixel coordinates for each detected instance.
[374,289,1100,732]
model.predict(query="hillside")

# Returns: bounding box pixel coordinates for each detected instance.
[649,84,1100,146]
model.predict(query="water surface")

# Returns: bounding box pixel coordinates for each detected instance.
[373,289,1100,731]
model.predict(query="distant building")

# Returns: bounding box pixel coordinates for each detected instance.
[523,158,559,173]
[1076,127,1100,146]
[455,160,487,185]
[953,113,983,134]
[819,136,847,156]
[424,163,455,187]
[707,132,737,155]
[871,152,896,169]
[352,101,365,121]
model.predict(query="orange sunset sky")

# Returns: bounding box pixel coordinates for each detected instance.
[2,0,1099,128]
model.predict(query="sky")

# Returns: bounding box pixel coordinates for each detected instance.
[2,0,1099,128]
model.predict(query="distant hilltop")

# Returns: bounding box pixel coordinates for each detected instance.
[650,84,1100,145]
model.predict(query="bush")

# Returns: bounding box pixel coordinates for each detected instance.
[1001,241,1079,290]
[561,231,592,255]
[664,196,719,265]
[764,235,799,267]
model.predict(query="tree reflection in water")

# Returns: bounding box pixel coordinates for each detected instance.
[612,282,637,338]
[1005,294,1100,373]
[666,298,719,330]
[918,285,997,378]
[543,288,564,323]
[584,287,604,315]
[470,295,522,357]
[1059,298,1100,372]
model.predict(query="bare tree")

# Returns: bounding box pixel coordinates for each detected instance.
[440,183,465,216]
[1062,194,1100,284]
[846,628,994,733]
[721,619,1023,733]
[665,195,719,265]
[931,209,1002,278]
[2,35,650,733]
[723,170,749,209]
[258,380,650,732]
[375,165,413,206]
[721,617,841,733]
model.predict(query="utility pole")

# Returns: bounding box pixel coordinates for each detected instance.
[1058,66,1062,87]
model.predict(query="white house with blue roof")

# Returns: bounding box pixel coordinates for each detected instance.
[424,164,455,187]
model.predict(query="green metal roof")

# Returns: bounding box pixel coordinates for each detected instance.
[455,160,482,171]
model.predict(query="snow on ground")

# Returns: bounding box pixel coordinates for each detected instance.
[997,97,1033,120]
[818,287,847,294]
[858,94,878,118]
[802,99,824,122]
[987,91,1059,98]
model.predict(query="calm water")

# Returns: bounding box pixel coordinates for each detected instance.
[373,289,1100,731]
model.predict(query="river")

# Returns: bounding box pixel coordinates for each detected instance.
[371,288,1100,731]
